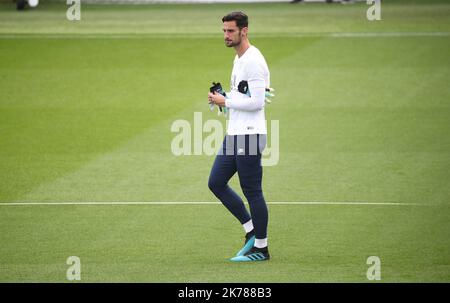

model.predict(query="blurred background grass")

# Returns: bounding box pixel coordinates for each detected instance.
[0,0,449,282]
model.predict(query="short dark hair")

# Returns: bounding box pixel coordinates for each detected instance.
[222,12,248,29]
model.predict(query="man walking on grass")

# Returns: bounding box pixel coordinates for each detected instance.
[208,12,271,262]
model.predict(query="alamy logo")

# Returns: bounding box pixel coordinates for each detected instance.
[66,0,81,21]
[366,256,381,280]
[170,112,279,166]
[367,0,381,21]
[66,256,81,281]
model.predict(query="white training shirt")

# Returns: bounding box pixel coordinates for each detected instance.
[225,45,270,135]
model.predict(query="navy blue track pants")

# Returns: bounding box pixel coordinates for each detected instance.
[208,134,268,239]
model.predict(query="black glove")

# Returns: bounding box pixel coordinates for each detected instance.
[209,82,227,112]
[238,80,249,95]
[210,82,227,97]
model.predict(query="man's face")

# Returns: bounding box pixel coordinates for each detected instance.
[223,21,246,47]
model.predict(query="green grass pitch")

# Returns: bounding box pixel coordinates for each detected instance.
[0,0,449,282]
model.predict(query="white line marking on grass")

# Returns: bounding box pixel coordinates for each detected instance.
[329,32,450,38]
[0,202,219,206]
[268,201,423,206]
[0,32,449,39]
[0,201,424,206]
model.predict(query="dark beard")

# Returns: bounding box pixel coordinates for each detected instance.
[225,38,241,48]
[225,31,242,47]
